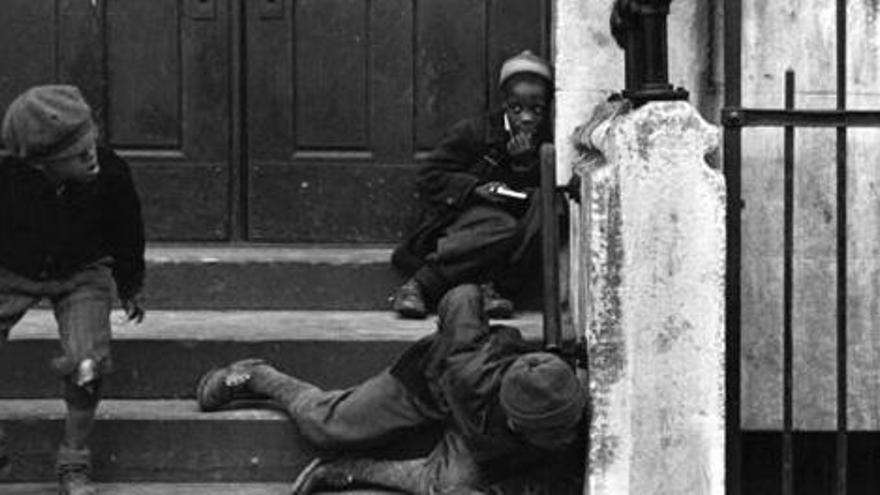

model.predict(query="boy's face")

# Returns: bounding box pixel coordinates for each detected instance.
[39,130,100,184]
[503,78,550,138]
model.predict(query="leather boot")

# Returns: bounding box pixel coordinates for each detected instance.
[56,445,95,495]
[391,278,428,319]
[196,358,270,411]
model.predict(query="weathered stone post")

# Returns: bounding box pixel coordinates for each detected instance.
[573,100,725,494]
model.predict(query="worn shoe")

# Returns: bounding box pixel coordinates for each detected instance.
[481,283,514,319]
[290,458,356,495]
[391,279,428,319]
[196,358,268,412]
[57,446,95,495]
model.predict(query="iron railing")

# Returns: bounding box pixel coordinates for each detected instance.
[723,0,880,492]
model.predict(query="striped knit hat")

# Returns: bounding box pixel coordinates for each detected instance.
[499,50,553,88]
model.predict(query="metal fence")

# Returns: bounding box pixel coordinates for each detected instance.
[724,0,880,493]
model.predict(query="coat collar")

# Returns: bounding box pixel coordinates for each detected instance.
[485,109,508,147]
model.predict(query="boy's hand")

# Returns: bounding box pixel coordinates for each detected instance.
[122,295,146,324]
[473,181,509,204]
[507,131,535,157]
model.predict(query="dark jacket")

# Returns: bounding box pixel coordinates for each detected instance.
[390,318,540,463]
[0,146,145,300]
[389,317,583,493]
[392,110,552,274]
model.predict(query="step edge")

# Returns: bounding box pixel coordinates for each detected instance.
[0,399,288,421]
[146,244,394,265]
[10,310,543,342]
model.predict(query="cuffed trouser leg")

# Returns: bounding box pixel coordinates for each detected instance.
[247,366,440,449]
[51,264,112,456]
[50,263,114,378]
[62,380,101,451]
[316,429,481,495]
[436,284,487,335]
[418,205,522,303]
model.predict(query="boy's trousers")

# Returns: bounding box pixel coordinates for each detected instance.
[247,286,487,493]
[414,192,543,301]
[0,258,114,378]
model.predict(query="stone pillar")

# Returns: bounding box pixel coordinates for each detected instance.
[574,100,725,495]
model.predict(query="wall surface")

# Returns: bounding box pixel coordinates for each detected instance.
[555,0,880,434]
[553,0,720,184]
[575,100,725,495]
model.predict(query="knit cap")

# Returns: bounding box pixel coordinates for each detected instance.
[1,85,96,160]
[500,352,586,430]
[499,50,553,88]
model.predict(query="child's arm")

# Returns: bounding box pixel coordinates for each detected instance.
[99,147,146,320]
[415,117,489,210]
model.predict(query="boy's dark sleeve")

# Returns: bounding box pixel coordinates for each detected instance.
[416,118,486,209]
[100,147,146,301]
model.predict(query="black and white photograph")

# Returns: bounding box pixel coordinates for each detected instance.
[0,1,878,494]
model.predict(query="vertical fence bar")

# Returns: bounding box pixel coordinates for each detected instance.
[540,143,562,351]
[782,69,795,495]
[723,0,743,493]
[835,0,848,492]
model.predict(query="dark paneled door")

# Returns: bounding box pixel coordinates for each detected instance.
[244,0,550,243]
[0,0,548,243]
[0,0,232,241]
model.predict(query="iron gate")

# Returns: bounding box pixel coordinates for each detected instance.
[724,0,880,493]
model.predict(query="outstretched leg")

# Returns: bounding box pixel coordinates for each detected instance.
[292,429,483,495]
[198,362,442,450]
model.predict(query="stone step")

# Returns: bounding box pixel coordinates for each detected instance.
[141,244,403,310]
[1,310,544,399]
[138,244,541,310]
[0,482,295,494]
[0,484,398,494]
[0,399,439,483]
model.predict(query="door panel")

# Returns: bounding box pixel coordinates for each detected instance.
[295,0,368,149]
[0,1,64,111]
[247,0,550,242]
[0,0,548,243]
[415,0,487,150]
[0,0,232,241]
[107,0,180,147]
[119,0,232,240]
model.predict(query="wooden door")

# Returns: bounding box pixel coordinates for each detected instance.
[244,0,551,242]
[0,0,232,241]
[0,0,549,243]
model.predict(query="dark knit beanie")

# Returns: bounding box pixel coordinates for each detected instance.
[500,352,586,430]
[1,85,96,160]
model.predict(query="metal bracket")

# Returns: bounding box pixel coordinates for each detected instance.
[186,0,216,20]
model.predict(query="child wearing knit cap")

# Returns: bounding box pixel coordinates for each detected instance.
[0,85,146,495]
[197,284,586,494]
[390,50,556,320]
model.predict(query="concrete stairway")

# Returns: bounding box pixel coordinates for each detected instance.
[0,245,543,493]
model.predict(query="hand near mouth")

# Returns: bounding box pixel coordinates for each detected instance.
[507,130,535,157]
